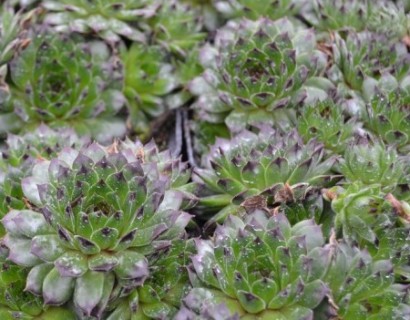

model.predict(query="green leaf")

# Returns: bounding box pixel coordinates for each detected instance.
[74,271,105,316]
[31,235,65,262]
[37,307,77,320]
[141,301,174,319]
[251,278,278,304]
[26,263,54,296]
[42,267,75,305]
[347,215,376,243]
[90,227,119,250]
[54,251,88,278]
[298,279,328,309]
[237,290,266,314]
[115,251,148,281]
[73,236,101,255]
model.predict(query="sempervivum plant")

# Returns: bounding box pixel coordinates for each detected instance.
[372,226,410,281]
[195,127,337,225]
[306,0,387,32]
[214,0,307,22]
[362,93,410,152]
[7,32,126,142]
[42,0,157,43]
[316,241,410,320]
[1,141,192,318]
[117,138,198,210]
[338,139,405,192]
[146,0,205,57]
[330,31,410,104]
[297,100,359,155]
[0,124,89,218]
[323,183,393,245]
[192,17,329,133]
[107,240,194,319]
[184,210,331,319]
[0,5,31,68]
[0,247,76,320]
[0,5,38,133]
[123,43,179,138]
[366,2,410,41]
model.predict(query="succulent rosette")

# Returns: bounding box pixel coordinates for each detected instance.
[316,241,410,320]
[0,5,39,134]
[2,141,192,318]
[107,239,194,319]
[191,17,330,133]
[338,139,405,192]
[372,226,410,281]
[121,3,205,119]
[0,241,72,320]
[7,32,126,142]
[306,0,389,32]
[297,100,359,155]
[308,0,409,40]
[195,126,337,225]
[184,210,331,319]
[118,138,198,210]
[167,48,207,112]
[362,92,410,152]
[0,2,42,68]
[123,43,179,138]
[214,0,307,22]
[0,125,89,218]
[0,5,28,68]
[323,183,394,246]
[42,0,157,43]
[147,0,205,57]
[366,2,410,41]
[330,31,410,107]
[0,247,76,320]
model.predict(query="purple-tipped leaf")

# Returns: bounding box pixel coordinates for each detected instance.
[25,263,54,295]
[4,235,42,267]
[31,235,65,262]
[43,267,75,306]
[115,251,149,282]
[55,251,88,277]
[74,271,105,317]
[88,253,119,272]
[2,210,49,237]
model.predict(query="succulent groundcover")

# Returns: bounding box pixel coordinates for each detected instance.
[2,0,410,319]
